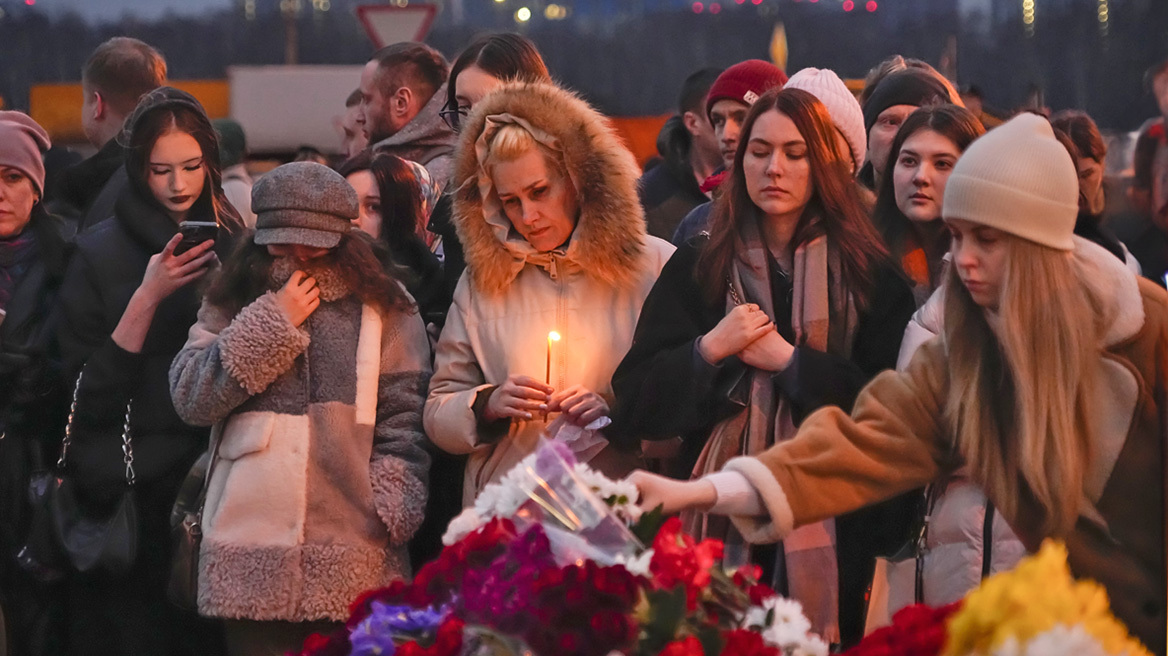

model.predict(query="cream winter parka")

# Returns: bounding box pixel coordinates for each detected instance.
[424,82,675,505]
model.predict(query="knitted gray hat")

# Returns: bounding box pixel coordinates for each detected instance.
[252,162,357,248]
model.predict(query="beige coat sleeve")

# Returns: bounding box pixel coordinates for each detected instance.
[725,338,955,543]
[423,280,495,455]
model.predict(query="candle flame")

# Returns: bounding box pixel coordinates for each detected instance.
[548,331,561,342]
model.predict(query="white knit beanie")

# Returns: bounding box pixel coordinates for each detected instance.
[942,113,1079,250]
[785,67,866,172]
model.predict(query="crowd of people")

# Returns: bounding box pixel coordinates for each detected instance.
[0,31,1165,656]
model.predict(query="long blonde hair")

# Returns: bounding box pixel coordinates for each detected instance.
[942,237,1103,535]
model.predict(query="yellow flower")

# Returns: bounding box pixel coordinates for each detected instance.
[942,541,1152,656]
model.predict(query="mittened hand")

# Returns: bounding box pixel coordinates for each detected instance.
[275,270,320,327]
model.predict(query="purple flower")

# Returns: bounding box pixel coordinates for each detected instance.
[534,440,577,474]
[458,526,556,634]
[349,603,448,655]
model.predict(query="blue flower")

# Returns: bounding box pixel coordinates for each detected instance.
[349,602,449,655]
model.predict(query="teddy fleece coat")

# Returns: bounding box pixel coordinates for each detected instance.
[721,238,1168,654]
[424,82,675,505]
[169,286,431,622]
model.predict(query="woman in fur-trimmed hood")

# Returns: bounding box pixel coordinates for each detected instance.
[424,81,675,504]
[170,162,431,654]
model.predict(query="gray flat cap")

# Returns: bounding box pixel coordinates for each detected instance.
[252,161,357,248]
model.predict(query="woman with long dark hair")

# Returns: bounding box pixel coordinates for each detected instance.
[54,86,243,655]
[338,151,447,326]
[441,33,551,133]
[611,87,915,644]
[338,151,454,568]
[871,104,984,305]
[631,113,1168,655]
[170,162,431,655]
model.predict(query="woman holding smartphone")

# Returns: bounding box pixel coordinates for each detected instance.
[54,87,242,656]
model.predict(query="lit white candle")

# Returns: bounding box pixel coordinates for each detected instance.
[545,331,561,387]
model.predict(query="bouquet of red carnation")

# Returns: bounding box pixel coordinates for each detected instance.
[842,602,962,656]
[296,441,828,656]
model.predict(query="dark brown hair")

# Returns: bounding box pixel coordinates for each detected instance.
[1050,110,1106,163]
[204,232,415,317]
[82,37,167,116]
[696,87,889,307]
[447,33,550,111]
[337,151,427,248]
[871,104,985,256]
[372,42,450,102]
[123,95,243,233]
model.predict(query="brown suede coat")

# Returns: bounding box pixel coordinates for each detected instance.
[170,285,431,622]
[726,254,1167,653]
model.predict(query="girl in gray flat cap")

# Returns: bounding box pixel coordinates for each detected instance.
[170,161,431,655]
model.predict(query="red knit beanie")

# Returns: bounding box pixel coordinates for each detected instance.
[705,60,788,120]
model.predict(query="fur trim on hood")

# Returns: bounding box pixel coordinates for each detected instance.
[451,81,647,295]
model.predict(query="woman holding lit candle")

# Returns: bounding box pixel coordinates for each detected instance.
[424,81,675,504]
[610,87,916,645]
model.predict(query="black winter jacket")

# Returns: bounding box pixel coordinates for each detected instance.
[49,138,127,232]
[639,116,709,241]
[609,236,919,646]
[54,186,234,493]
[611,237,916,470]
[0,210,72,577]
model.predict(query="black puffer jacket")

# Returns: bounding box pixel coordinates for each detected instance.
[55,187,234,492]
[638,116,708,241]
[0,209,71,442]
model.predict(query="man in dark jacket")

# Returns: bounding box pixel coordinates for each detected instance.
[49,37,166,231]
[638,68,722,240]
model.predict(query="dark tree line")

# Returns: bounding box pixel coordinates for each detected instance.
[1,0,1164,130]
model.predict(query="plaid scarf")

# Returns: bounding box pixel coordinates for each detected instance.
[682,214,858,643]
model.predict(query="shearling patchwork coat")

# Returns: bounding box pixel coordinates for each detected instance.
[169,279,431,622]
[424,82,675,505]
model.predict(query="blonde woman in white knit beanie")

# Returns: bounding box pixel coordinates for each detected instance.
[631,112,1168,653]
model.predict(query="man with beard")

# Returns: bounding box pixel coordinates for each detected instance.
[358,42,457,191]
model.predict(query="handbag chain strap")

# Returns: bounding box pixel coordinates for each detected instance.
[727,274,744,306]
[57,368,136,486]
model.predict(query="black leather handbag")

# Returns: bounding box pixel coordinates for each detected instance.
[16,370,138,580]
[167,429,219,609]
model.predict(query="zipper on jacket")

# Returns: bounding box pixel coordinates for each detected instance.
[555,252,567,394]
